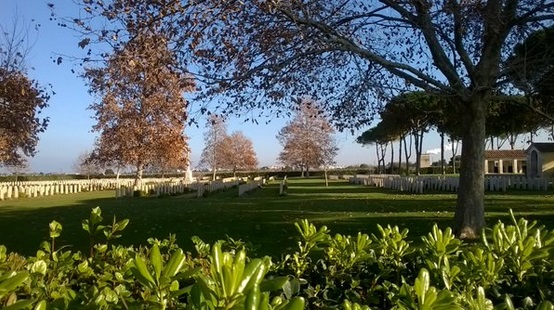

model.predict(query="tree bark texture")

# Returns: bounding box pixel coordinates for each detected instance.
[134,162,144,189]
[454,96,487,238]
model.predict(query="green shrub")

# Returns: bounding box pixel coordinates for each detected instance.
[0,209,553,309]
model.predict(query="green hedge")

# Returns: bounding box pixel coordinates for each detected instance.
[1,208,553,309]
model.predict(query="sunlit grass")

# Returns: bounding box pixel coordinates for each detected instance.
[0,178,553,258]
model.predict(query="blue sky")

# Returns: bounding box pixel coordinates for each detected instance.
[1,0,493,173]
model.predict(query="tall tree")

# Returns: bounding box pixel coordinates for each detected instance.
[219,131,259,177]
[85,33,192,187]
[65,1,554,237]
[0,16,49,167]
[357,123,396,174]
[380,92,439,175]
[277,99,337,177]
[199,115,228,180]
[486,95,545,150]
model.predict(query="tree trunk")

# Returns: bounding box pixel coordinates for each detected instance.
[398,136,403,175]
[454,97,487,239]
[379,143,387,174]
[509,134,516,150]
[451,138,457,174]
[414,131,422,176]
[375,145,381,174]
[440,132,445,175]
[390,141,394,174]
[211,166,217,181]
[324,166,329,187]
[134,162,144,189]
[418,128,424,175]
[403,134,412,175]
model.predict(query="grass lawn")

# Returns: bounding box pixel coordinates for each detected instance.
[0,178,553,258]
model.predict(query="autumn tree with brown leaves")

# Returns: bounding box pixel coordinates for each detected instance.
[277,100,337,177]
[199,115,228,180]
[85,32,193,187]
[0,16,49,167]
[219,131,259,177]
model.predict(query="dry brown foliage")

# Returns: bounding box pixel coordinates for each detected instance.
[85,33,193,184]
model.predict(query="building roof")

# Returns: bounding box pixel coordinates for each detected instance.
[528,142,554,153]
[484,149,526,159]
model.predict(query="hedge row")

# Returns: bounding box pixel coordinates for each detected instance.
[1,208,553,309]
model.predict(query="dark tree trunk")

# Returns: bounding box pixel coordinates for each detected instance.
[414,130,423,176]
[440,131,445,175]
[403,135,412,175]
[378,143,387,174]
[375,145,381,174]
[416,129,425,175]
[509,134,516,150]
[454,96,487,239]
[398,136,403,175]
[451,137,459,175]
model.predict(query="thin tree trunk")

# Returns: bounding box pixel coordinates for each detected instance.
[440,131,445,175]
[413,132,419,175]
[390,140,394,174]
[509,133,517,150]
[324,166,329,187]
[398,135,403,175]
[414,131,422,176]
[379,143,387,174]
[375,145,380,174]
[450,138,457,174]
[454,97,487,239]
[403,135,412,175]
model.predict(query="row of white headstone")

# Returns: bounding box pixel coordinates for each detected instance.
[0,176,269,200]
[0,183,86,200]
[238,179,265,196]
[350,174,553,193]
[0,178,189,201]
[114,181,195,198]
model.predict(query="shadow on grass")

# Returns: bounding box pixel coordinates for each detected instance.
[0,182,553,258]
